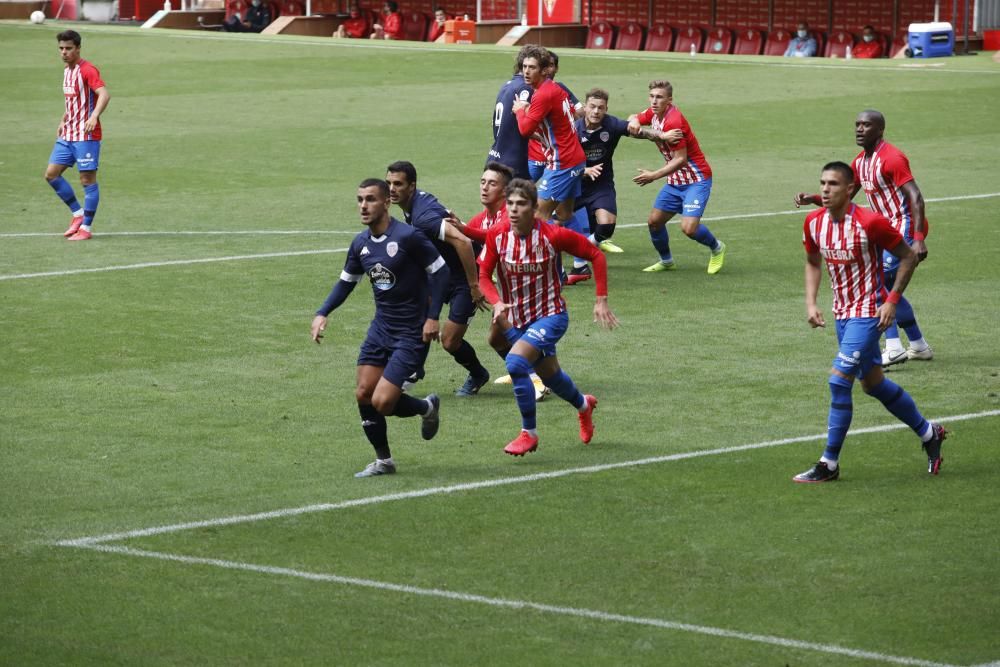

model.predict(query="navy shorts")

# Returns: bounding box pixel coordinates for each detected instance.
[357,321,426,388]
[832,317,882,379]
[577,186,618,217]
[446,280,477,325]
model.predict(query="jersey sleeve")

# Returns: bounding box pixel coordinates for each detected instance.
[341,239,365,281]
[478,228,502,304]
[413,199,449,242]
[516,85,549,137]
[635,108,654,126]
[882,150,915,189]
[551,226,607,297]
[863,212,905,251]
[81,62,106,90]
[462,212,490,243]
[608,115,631,138]
[802,215,820,254]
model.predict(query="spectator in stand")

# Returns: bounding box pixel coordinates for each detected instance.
[371,0,403,40]
[333,1,371,38]
[784,22,817,57]
[223,0,272,32]
[853,25,884,58]
[428,8,448,42]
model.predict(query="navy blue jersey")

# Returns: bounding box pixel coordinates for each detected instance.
[575,113,630,191]
[558,81,580,108]
[341,218,446,336]
[404,190,464,286]
[488,73,533,179]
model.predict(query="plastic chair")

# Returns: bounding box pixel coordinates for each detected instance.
[733,28,763,55]
[826,30,855,57]
[403,11,428,41]
[585,20,615,49]
[614,22,645,50]
[672,26,704,53]
[763,28,792,56]
[644,23,674,51]
[703,26,733,54]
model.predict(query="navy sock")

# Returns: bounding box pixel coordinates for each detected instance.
[865,378,928,436]
[595,223,616,242]
[359,403,390,459]
[648,226,672,262]
[506,353,537,431]
[689,223,718,250]
[391,393,428,418]
[823,375,854,461]
[450,340,486,375]
[541,369,585,410]
[48,176,81,214]
[82,182,99,228]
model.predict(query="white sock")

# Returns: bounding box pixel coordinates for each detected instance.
[378,457,394,465]
[72,209,84,217]
[573,259,587,269]
[885,337,904,353]
[523,428,537,437]
[919,423,934,442]
[820,456,839,470]
[587,233,597,245]
[909,337,929,351]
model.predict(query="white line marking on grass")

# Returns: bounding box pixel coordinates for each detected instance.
[55,409,1000,547]
[69,544,962,667]
[0,248,349,282]
[0,231,355,238]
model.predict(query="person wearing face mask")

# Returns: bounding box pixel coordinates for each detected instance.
[783,22,817,57]
[853,25,884,58]
[223,0,272,32]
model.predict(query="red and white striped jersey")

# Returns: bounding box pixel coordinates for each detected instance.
[852,140,916,234]
[803,204,904,320]
[59,60,105,142]
[479,218,606,328]
[516,80,585,171]
[635,105,712,185]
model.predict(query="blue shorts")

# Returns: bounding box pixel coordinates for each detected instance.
[49,139,101,171]
[653,178,712,218]
[446,281,476,325]
[567,207,591,236]
[357,321,426,388]
[537,162,585,203]
[503,311,569,358]
[528,160,546,181]
[832,317,883,379]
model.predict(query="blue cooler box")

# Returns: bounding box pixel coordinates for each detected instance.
[908,22,954,57]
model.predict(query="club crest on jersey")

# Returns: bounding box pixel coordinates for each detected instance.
[518,90,530,102]
[600,131,610,142]
[387,241,398,257]
[369,263,396,291]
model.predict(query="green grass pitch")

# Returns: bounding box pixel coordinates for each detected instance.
[2,22,999,665]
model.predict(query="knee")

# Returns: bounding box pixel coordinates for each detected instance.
[505,353,533,377]
[370,394,394,415]
[441,331,460,353]
[354,384,374,404]
[680,220,698,236]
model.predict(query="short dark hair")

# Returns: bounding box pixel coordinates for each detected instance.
[862,24,875,32]
[386,160,417,184]
[585,88,609,103]
[505,178,538,207]
[858,108,886,130]
[57,30,81,46]
[521,45,552,70]
[649,79,673,96]
[514,44,535,74]
[484,161,515,185]
[358,178,390,197]
[385,0,398,12]
[821,161,854,183]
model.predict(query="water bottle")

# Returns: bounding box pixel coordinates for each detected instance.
[163,0,171,10]
[520,13,527,26]
[690,42,696,56]
[845,45,852,59]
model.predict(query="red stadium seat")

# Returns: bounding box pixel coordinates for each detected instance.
[811,30,827,56]
[703,26,733,54]
[763,28,792,56]
[403,11,428,41]
[644,23,674,51]
[279,0,303,15]
[614,22,645,50]
[826,30,855,57]
[733,28,763,55]
[268,1,279,18]
[586,20,615,49]
[672,26,704,53]
[224,0,246,21]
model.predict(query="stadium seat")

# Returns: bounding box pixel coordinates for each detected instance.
[268,1,279,18]
[614,22,645,50]
[826,30,855,57]
[672,26,704,53]
[279,0,303,15]
[811,29,827,56]
[224,0,246,22]
[403,11,428,41]
[644,23,674,51]
[763,28,792,56]
[586,20,615,49]
[733,28,763,55]
[703,26,733,54]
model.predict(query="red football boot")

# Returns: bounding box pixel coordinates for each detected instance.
[504,430,538,457]
[64,215,84,238]
[67,228,92,241]
[578,394,598,444]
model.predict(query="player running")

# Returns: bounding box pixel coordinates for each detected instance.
[45,30,110,242]
[386,161,490,397]
[794,162,946,483]
[311,179,448,478]
[795,109,933,367]
[478,178,619,457]
[629,80,727,274]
